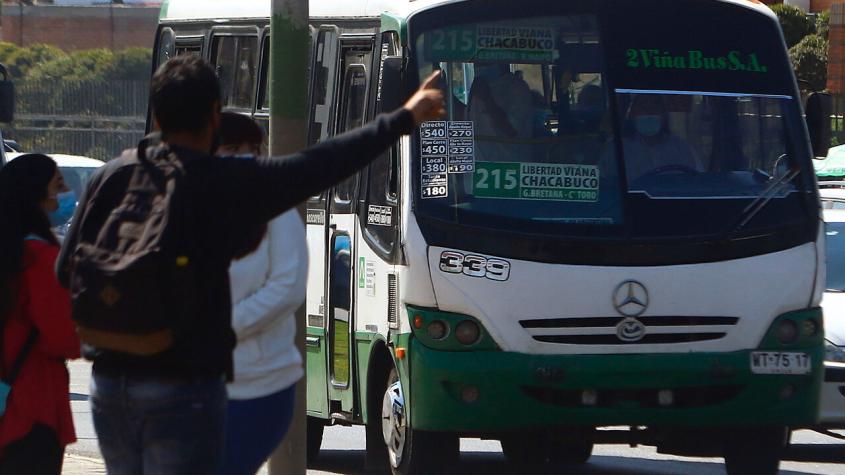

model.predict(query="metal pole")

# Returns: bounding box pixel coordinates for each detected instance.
[268,0,309,474]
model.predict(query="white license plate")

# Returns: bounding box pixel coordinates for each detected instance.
[750,352,811,375]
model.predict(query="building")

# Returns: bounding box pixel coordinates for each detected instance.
[1,2,160,51]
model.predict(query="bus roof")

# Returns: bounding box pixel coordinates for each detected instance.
[159,0,776,22]
[159,0,449,21]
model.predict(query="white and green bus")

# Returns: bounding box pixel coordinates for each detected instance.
[155,0,830,473]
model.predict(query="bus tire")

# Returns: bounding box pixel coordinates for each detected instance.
[723,426,787,475]
[548,439,594,465]
[502,432,593,466]
[382,367,459,475]
[501,435,547,464]
[306,416,324,466]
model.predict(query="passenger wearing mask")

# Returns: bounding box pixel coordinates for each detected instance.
[621,94,700,183]
[214,112,307,475]
[468,63,535,161]
[0,154,80,475]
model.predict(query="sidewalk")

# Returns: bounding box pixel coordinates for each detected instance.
[63,454,105,474]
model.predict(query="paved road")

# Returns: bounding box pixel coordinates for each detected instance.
[307,426,845,474]
[66,361,845,474]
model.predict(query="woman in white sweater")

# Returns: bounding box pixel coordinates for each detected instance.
[215,112,308,475]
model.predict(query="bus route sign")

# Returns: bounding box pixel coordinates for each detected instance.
[425,25,557,63]
[473,161,599,202]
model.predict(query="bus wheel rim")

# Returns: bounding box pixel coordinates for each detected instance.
[382,380,406,467]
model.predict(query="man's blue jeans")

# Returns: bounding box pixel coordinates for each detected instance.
[90,371,227,475]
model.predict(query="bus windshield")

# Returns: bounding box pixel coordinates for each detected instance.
[410,7,815,242]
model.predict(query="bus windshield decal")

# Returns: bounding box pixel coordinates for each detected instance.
[626,49,768,73]
[473,162,600,202]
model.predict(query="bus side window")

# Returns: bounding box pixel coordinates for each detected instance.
[331,44,374,212]
[174,38,202,57]
[306,27,339,204]
[363,32,400,259]
[156,28,175,67]
[308,27,340,146]
[211,35,258,110]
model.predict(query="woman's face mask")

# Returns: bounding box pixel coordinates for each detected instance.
[49,191,77,227]
[634,115,663,137]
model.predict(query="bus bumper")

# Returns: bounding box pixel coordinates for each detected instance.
[407,339,823,433]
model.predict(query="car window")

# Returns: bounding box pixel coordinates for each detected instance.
[822,200,845,210]
[826,221,845,292]
[60,166,99,198]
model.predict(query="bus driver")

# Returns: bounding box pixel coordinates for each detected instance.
[620,93,700,184]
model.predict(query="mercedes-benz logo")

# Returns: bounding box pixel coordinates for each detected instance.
[613,280,649,317]
[616,317,646,342]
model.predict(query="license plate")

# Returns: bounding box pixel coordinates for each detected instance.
[750,352,811,375]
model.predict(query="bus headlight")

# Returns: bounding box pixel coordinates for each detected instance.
[802,318,820,337]
[826,340,845,363]
[777,319,799,344]
[455,320,480,345]
[427,320,448,340]
[407,306,499,351]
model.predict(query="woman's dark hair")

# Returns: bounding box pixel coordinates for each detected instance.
[219,111,264,149]
[219,112,268,258]
[0,154,59,320]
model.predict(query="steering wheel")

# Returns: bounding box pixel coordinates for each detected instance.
[638,164,698,179]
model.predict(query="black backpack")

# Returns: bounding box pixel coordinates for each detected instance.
[68,138,197,355]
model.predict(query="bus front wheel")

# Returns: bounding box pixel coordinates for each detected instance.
[381,368,459,475]
[723,426,788,475]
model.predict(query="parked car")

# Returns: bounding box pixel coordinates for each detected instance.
[815,144,845,180]
[3,139,21,153]
[6,152,104,240]
[817,185,845,428]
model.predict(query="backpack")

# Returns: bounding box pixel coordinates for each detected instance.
[68,138,197,356]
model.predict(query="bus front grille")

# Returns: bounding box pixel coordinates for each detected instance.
[519,316,738,345]
[521,385,745,408]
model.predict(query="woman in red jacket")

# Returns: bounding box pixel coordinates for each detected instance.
[0,154,81,474]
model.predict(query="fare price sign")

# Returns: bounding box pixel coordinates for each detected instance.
[420,121,449,199]
[473,162,600,202]
[420,120,476,174]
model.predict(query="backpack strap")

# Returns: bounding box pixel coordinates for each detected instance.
[3,328,39,385]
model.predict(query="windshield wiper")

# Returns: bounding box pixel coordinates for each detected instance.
[730,167,799,234]
[826,288,845,293]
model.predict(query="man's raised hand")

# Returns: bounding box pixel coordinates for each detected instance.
[403,70,446,126]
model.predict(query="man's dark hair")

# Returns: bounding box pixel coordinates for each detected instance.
[151,55,221,136]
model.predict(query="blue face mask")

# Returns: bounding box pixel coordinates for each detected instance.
[49,191,77,227]
[634,115,663,137]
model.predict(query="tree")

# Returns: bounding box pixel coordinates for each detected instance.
[816,10,830,41]
[28,49,116,81]
[111,48,153,81]
[771,3,815,48]
[0,42,66,79]
[790,34,828,92]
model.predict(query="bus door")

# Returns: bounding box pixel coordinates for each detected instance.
[326,38,374,416]
[305,26,339,419]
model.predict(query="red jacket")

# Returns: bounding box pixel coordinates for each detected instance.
[0,239,80,448]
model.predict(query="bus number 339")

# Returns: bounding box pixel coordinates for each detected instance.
[439,251,511,281]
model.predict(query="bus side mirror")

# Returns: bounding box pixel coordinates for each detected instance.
[806,91,832,159]
[0,63,13,123]
[380,56,405,112]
